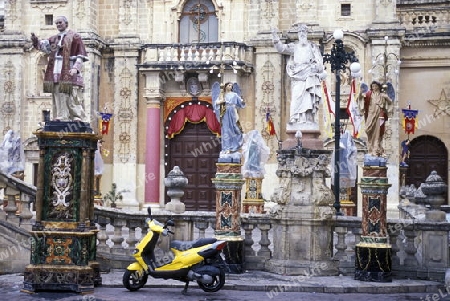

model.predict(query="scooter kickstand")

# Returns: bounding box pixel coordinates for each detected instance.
[182,281,189,295]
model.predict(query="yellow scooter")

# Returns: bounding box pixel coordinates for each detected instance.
[123,207,228,294]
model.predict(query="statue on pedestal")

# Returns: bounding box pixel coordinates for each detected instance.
[212,82,246,160]
[0,130,25,177]
[94,140,104,196]
[242,130,270,178]
[357,81,394,158]
[272,24,324,126]
[31,16,88,122]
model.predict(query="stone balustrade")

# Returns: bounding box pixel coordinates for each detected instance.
[0,172,449,281]
[397,9,449,30]
[141,42,254,72]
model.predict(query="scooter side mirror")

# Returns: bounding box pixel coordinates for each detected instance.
[147,207,152,219]
[166,220,175,227]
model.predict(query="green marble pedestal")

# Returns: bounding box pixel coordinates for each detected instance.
[23,122,101,293]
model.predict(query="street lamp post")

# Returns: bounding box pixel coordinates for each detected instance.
[323,29,360,215]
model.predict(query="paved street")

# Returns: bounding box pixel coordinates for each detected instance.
[2,270,449,301]
[2,286,450,301]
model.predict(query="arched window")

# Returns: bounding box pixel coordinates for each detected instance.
[179,0,218,44]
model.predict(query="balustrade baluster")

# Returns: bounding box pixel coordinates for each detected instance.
[110,218,126,255]
[4,189,18,224]
[201,47,208,62]
[194,221,208,239]
[19,194,33,231]
[166,47,172,61]
[242,222,255,258]
[257,223,271,259]
[215,48,221,62]
[334,226,347,260]
[187,47,193,61]
[348,226,362,263]
[233,45,239,61]
[194,48,200,61]
[126,220,141,255]
[389,229,400,267]
[403,226,418,266]
[171,46,178,62]
[158,48,164,61]
[96,216,110,253]
[180,46,186,61]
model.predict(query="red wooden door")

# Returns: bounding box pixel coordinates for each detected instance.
[165,121,220,211]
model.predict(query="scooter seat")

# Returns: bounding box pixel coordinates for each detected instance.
[170,238,217,251]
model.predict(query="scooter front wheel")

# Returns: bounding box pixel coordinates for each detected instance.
[123,270,148,291]
[197,268,225,292]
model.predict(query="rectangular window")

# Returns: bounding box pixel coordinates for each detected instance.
[341,4,351,17]
[45,14,53,26]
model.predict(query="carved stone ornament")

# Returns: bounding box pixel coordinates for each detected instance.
[187,77,202,96]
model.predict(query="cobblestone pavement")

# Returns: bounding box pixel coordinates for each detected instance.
[1,271,448,301]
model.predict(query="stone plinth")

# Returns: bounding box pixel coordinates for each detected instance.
[282,127,322,150]
[266,149,338,276]
[211,162,245,274]
[242,177,265,213]
[355,164,392,282]
[23,122,101,293]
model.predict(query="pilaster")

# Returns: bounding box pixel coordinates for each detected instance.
[111,45,140,209]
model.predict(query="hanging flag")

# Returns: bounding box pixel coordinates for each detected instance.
[321,82,333,139]
[265,110,276,136]
[346,79,363,138]
[402,105,419,135]
[99,112,113,135]
[322,81,335,116]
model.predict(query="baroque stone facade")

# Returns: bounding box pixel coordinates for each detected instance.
[0,0,448,215]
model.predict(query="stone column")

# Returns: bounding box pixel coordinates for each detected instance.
[266,149,338,276]
[212,162,245,273]
[143,71,164,207]
[355,162,392,282]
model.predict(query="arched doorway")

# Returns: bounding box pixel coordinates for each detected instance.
[165,102,221,211]
[405,135,448,201]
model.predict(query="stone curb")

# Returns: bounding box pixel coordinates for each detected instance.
[1,272,445,294]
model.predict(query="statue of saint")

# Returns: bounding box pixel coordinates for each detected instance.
[212,82,246,158]
[272,24,324,126]
[31,16,88,122]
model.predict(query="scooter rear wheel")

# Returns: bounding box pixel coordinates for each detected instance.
[197,268,225,292]
[123,270,148,291]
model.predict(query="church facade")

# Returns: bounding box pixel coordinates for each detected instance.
[0,0,448,216]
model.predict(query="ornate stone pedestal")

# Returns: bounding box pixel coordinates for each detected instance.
[266,149,338,276]
[211,161,245,274]
[23,122,101,293]
[242,177,265,213]
[355,161,392,282]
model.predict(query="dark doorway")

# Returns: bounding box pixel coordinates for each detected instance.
[165,121,220,211]
[406,135,448,202]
